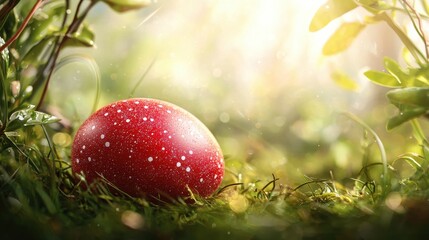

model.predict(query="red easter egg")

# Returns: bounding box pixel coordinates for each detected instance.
[71,98,224,201]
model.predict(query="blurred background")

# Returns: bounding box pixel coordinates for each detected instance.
[50,0,417,187]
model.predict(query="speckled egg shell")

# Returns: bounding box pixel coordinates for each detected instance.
[71,98,224,200]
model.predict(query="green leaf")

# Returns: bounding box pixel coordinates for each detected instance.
[0,5,18,38]
[0,1,18,30]
[322,22,366,55]
[64,24,95,48]
[377,12,426,64]
[387,88,429,107]
[331,69,359,91]
[408,66,429,87]
[0,38,9,65]
[6,105,60,131]
[383,57,407,83]
[370,60,429,88]
[364,70,401,87]
[21,37,55,67]
[387,107,428,130]
[422,0,429,15]
[26,15,61,43]
[25,111,60,126]
[102,0,151,13]
[36,185,57,214]
[309,0,357,32]
[17,2,64,54]
[356,0,389,14]
[0,37,9,129]
[421,141,429,169]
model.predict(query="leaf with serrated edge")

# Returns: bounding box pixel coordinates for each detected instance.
[6,105,59,131]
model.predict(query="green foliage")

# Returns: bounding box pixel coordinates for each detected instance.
[6,104,59,131]
[309,0,357,32]
[102,0,151,12]
[3,0,429,239]
[331,69,360,91]
[312,0,429,130]
[0,36,9,129]
[323,22,366,55]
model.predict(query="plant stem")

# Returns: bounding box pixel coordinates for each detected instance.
[0,0,43,53]
[0,0,20,22]
[343,112,389,198]
[401,0,429,60]
[377,12,428,65]
[36,0,97,110]
[411,119,427,144]
[129,57,157,98]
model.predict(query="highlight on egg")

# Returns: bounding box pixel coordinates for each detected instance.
[71,98,224,201]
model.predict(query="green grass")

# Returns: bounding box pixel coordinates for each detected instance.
[2,1,429,239]
[2,123,429,240]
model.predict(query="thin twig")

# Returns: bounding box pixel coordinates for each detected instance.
[0,0,20,21]
[0,0,44,53]
[401,0,429,59]
[214,182,244,195]
[377,12,427,65]
[36,0,97,109]
[129,57,157,98]
[342,112,389,197]
[292,179,329,192]
[259,174,279,199]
